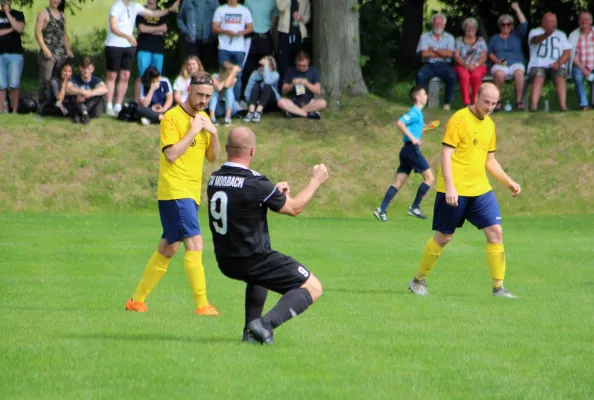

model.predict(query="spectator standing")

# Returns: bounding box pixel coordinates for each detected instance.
[453,18,488,106]
[488,2,528,111]
[212,0,253,101]
[243,0,277,92]
[416,14,456,111]
[137,66,173,125]
[569,12,594,110]
[173,55,204,105]
[277,51,325,119]
[243,55,280,122]
[65,57,108,123]
[35,0,73,106]
[527,13,571,111]
[133,0,168,101]
[104,0,178,117]
[40,62,72,117]
[0,0,25,113]
[177,0,219,70]
[276,0,310,86]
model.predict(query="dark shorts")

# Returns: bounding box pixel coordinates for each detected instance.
[158,199,201,244]
[432,190,501,234]
[528,66,567,80]
[105,46,135,72]
[292,94,314,108]
[397,143,430,175]
[217,250,311,295]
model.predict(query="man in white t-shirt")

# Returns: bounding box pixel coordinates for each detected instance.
[104,0,179,116]
[527,12,571,111]
[212,0,253,101]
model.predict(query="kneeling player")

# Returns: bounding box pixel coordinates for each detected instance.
[207,127,329,344]
[374,86,435,221]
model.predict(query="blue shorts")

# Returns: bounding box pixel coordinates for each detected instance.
[432,191,501,234]
[137,51,164,76]
[0,53,24,90]
[158,199,201,244]
[397,143,430,175]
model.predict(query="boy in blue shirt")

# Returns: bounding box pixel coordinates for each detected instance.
[374,86,435,221]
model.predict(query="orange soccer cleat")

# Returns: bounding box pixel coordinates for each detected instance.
[195,304,220,316]
[125,298,148,313]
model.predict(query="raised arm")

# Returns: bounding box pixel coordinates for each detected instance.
[485,152,521,196]
[511,2,526,24]
[201,115,220,163]
[277,164,329,217]
[139,0,178,18]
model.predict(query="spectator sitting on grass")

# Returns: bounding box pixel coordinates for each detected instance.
[65,56,108,124]
[40,62,72,117]
[243,55,280,123]
[137,65,173,125]
[173,55,204,105]
[209,61,241,126]
[277,51,326,120]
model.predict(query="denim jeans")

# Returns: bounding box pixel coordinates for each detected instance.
[218,49,245,100]
[208,86,238,117]
[416,62,457,104]
[0,53,24,90]
[571,67,590,107]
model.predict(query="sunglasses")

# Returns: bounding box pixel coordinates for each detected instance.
[500,23,512,27]
[190,74,213,86]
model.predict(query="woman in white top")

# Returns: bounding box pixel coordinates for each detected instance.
[172,55,204,105]
[104,0,179,117]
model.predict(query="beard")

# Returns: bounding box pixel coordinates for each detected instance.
[433,27,444,35]
[189,100,206,112]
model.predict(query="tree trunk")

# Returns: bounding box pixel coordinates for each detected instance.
[400,0,424,71]
[313,0,367,108]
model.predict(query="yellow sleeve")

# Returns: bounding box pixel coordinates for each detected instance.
[160,113,180,150]
[488,130,496,152]
[442,113,463,148]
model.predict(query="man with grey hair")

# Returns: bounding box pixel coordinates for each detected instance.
[569,11,594,110]
[527,12,571,111]
[488,2,528,110]
[416,13,456,111]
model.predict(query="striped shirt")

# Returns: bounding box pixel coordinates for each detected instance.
[416,31,455,63]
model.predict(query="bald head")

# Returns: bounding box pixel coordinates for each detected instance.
[226,127,256,158]
[473,83,500,117]
[477,82,499,99]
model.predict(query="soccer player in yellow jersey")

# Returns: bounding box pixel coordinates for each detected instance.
[125,73,221,315]
[408,83,521,298]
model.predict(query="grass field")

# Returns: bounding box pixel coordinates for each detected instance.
[1,212,593,399]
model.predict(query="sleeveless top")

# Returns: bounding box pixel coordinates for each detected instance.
[42,8,66,56]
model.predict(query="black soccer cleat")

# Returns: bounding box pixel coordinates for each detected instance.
[242,328,257,343]
[246,318,274,345]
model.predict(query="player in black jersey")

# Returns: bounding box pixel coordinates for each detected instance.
[207,127,329,344]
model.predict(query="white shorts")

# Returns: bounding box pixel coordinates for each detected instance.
[491,63,525,77]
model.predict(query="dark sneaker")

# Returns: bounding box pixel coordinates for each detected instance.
[285,112,294,119]
[242,328,257,343]
[373,208,387,222]
[252,111,261,122]
[493,286,517,299]
[246,318,274,345]
[73,114,81,124]
[81,113,90,125]
[243,112,254,122]
[408,206,427,219]
[408,278,429,295]
[307,111,321,120]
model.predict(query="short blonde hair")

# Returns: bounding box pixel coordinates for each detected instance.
[462,17,478,30]
[498,14,514,26]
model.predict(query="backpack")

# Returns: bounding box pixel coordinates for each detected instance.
[117,102,139,122]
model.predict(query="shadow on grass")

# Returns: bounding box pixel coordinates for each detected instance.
[324,287,403,295]
[60,333,238,344]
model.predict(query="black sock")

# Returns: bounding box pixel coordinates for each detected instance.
[412,182,430,208]
[261,288,313,329]
[245,283,268,329]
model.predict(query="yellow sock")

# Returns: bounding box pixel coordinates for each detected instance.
[486,243,505,288]
[184,251,208,309]
[133,251,171,302]
[415,237,444,280]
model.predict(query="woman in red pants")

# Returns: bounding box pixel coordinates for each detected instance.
[453,18,488,106]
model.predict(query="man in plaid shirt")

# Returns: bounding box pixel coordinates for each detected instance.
[569,12,594,110]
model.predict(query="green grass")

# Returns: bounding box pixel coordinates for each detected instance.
[1,212,593,399]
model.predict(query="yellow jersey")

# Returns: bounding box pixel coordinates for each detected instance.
[157,106,212,204]
[436,107,496,197]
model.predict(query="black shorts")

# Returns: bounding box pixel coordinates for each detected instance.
[292,94,313,108]
[217,250,311,294]
[396,143,430,175]
[105,46,135,72]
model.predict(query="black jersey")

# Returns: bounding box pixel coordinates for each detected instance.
[207,162,287,259]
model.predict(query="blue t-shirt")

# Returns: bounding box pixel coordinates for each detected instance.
[399,105,424,143]
[140,77,172,106]
[488,21,528,66]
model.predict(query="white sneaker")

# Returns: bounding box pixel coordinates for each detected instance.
[493,286,517,299]
[113,104,122,114]
[408,278,429,295]
[224,117,232,126]
[140,117,151,126]
[106,107,115,117]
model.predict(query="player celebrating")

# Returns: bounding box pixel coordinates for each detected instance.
[125,73,220,315]
[408,83,521,298]
[207,127,328,344]
[374,86,435,221]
